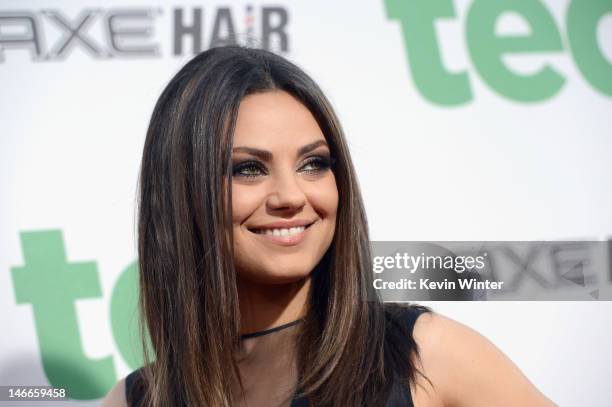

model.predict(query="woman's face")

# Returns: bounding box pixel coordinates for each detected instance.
[231,90,338,284]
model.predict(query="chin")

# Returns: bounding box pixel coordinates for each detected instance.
[238,257,316,285]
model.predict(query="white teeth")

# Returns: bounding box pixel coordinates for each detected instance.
[257,226,306,237]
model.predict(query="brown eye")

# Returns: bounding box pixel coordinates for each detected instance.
[299,155,334,174]
[232,161,267,178]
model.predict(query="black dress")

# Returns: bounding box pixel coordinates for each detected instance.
[125,305,430,407]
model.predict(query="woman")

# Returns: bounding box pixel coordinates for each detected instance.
[103,46,554,406]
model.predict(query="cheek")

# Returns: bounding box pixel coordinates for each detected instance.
[231,185,257,268]
[231,184,260,224]
[308,174,339,220]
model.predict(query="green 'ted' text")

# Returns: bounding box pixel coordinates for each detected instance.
[10,230,152,400]
[384,0,612,105]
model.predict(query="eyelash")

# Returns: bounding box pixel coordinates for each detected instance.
[232,155,335,179]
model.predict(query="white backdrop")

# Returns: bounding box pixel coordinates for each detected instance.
[1,0,611,405]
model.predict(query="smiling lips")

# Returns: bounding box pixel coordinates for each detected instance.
[248,220,315,246]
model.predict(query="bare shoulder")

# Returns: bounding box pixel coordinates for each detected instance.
[101,378,127,407]
[410,311,557,407]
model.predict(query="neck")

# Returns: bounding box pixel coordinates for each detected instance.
[237,276,311,335]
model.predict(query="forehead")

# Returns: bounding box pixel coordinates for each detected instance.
[232,90,326,149]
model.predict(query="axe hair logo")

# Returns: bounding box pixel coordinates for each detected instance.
[0,5,289,62]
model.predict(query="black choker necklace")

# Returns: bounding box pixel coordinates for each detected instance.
[240,318,304,340]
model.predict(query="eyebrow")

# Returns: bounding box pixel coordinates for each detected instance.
[232,139,329,161]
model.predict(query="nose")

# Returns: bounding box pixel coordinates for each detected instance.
[266,171,306,212]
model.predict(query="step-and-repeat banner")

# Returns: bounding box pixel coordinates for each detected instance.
[1,0,611,405]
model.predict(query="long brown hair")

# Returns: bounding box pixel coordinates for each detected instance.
[136,45,428,406]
